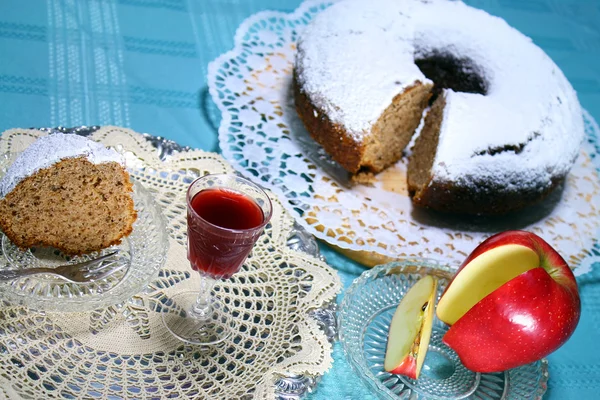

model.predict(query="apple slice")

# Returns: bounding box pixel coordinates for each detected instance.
[436,243,539,325]
[384,275,438,379]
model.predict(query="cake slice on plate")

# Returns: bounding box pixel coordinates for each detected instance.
[0,133,137,256]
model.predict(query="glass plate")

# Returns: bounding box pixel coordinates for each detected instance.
[338,258,549,400]
[0,174,169,312]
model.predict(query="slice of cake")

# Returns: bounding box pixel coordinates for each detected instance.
[0,133,137,255]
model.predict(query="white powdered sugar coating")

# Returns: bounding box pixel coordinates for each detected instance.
[295,0,584,188]
[0,133,125,197]
[296,0,422,137]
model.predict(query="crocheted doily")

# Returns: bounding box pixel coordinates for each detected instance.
[208,0,600,275]
[0,126,341,399]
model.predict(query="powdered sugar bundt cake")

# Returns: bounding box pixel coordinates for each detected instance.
[0,134,137,255]
[294,0,585,215]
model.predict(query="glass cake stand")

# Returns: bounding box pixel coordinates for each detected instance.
[338,258,549,400]
[0,175,169,312]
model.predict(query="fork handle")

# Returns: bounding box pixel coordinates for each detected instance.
[0,268,48,281]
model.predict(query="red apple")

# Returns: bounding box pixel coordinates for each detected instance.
[384,275,438,379]
[436,230,580,372]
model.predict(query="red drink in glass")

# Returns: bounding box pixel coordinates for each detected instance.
[187,187,268,278]
[163,173,272,346]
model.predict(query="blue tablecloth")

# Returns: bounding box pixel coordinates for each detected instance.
[0,0,599,398]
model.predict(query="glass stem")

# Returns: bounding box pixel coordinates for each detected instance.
[191,274,217,320]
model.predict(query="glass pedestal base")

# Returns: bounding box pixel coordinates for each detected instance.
[161,291,234,345]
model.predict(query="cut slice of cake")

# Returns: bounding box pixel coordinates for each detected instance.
[0,133,137,256]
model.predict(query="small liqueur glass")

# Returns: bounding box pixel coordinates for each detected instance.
[161,173,272,345]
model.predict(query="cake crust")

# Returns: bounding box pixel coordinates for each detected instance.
[294,73,365,174]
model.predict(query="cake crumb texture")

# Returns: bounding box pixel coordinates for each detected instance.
[0,157,137,255]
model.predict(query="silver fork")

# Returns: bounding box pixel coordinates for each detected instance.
[0,251,124,283]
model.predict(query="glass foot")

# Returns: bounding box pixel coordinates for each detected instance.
[161,291,234,345]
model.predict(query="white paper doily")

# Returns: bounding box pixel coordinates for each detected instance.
[208,0,600,275]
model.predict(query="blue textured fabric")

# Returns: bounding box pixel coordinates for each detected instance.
[0,1,599,399]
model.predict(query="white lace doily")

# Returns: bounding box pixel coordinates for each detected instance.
[0,127,341,400]
[208,0,600,275]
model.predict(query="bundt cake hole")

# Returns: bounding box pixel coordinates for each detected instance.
[414,50,488,103]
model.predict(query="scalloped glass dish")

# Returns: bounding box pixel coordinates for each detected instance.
[0,177,169,313]
[338,258,549,400]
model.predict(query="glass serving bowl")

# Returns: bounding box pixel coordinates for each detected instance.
[338,258,549,400]
[0,180,169,312]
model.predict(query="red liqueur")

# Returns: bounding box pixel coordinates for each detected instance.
[187,188,265,278]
